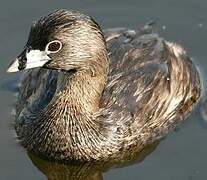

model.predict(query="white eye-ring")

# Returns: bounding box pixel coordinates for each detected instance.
[45,40,62,54]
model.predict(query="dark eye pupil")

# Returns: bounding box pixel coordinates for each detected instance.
[48,42,60,52]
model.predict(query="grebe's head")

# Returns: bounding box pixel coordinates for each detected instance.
[7,10,108,74]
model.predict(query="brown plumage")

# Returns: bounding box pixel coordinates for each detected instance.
[8,10,201,161]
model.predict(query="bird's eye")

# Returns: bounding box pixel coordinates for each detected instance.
[45,40,62,54]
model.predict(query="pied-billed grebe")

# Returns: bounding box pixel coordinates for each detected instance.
[7,10,201,161]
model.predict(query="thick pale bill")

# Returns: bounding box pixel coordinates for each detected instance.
[7,50,51,73]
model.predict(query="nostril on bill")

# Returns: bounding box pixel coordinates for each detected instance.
[17,49,27,70]
[18,60,26,70]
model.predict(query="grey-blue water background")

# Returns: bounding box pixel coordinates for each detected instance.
[0,0,207,179]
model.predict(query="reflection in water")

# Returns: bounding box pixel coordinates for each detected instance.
[201,99,207,123]
[28,141,160,180]
[29,153,103,180]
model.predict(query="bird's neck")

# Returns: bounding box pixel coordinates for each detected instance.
[55,68,107,114]
[39,67,117,161]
